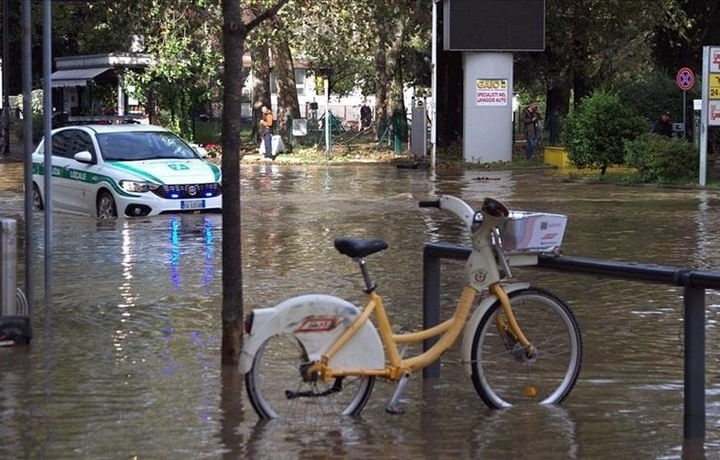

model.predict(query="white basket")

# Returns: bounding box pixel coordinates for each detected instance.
[499,211,568,252]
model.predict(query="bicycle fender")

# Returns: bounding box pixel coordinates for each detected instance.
[461,282,530,376]
[239,294,385,374]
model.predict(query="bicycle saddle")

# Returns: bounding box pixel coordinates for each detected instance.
[334,237,389,259]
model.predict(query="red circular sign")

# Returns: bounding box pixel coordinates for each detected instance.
[677,67,695,91]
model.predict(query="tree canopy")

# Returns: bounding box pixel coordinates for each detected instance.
[3,0,720,143]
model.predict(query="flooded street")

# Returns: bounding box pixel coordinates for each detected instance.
[2,160,720,458]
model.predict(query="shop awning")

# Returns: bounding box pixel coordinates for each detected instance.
[50,67,111,88]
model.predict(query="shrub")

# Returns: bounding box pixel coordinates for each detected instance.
[624,133,701,183]
[562,90,648,174]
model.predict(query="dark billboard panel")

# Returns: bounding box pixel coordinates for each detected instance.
[444,0,545,51]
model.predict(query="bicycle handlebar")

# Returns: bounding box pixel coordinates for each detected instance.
[418,200,441,208]
[419,195,509,233]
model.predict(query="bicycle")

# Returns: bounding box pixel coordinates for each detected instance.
[240,195,582,419]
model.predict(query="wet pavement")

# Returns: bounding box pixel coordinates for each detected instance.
[2,161,720,458]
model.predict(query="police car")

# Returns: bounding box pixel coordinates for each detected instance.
[32,124,222,219]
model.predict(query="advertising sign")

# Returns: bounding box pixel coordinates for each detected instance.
[475,79,508,106]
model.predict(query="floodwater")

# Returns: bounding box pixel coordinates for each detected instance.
[2,160,720,458]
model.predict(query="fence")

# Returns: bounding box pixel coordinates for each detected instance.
[421,242,720,440]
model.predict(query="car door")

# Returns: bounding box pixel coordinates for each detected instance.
[48,130,76,213]
[52,129,98,215]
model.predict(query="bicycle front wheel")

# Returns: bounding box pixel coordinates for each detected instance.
[245,333,375,420]
[470,287,582,409]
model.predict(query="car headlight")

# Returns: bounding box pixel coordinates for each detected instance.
[120,180,159,193]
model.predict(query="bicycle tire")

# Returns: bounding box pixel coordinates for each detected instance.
[245,333,375,420]
[470,287,582,409]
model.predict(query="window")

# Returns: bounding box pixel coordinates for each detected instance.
[51,131,74,159]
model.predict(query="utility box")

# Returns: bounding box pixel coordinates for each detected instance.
[411,99,427,158]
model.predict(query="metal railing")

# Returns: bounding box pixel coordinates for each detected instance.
[421,242,720,440]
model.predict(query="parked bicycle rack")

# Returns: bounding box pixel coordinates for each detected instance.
[0,218,32,346]
[421,242,719,442]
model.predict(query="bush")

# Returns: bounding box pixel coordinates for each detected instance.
[561,90,648,174]
[624,133,701,183]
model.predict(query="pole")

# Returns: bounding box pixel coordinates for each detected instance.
[22,0,33,316]
[2,0,9,156]
[683,90,687,140]
[700,47,709,187]
[683,285,706,439]
[430,0,438,170]
[324,79,330,155]
[43,0,53,303]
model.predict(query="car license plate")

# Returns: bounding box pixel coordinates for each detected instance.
[181,200,206,210]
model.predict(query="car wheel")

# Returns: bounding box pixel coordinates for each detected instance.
[97,191,118,219]
[32,184,44,211]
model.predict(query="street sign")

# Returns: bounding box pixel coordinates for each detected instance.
[677,67,695,91]
[710,74,720,99]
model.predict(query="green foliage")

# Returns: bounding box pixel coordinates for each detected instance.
[15,90,44,115]
[616,71,697,126]
[624,133,701,183]
[561,90,647,173]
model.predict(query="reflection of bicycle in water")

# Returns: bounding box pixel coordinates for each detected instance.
[240,194,583,420]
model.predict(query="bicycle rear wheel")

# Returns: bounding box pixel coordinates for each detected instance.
[245,333,375,420]
[470,287,582,409]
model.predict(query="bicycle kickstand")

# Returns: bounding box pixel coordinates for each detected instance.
[386,372,411,415]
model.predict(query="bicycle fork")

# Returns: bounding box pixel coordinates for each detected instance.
[489,284,537,361]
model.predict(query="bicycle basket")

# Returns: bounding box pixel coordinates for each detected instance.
[498,211,567,253]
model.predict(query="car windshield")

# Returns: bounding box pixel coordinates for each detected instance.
[97,131,201,162]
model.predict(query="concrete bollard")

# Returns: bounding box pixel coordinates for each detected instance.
[0,218,17,316]
[0,217,31,346]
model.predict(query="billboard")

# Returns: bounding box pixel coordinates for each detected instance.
[443,0,545,51]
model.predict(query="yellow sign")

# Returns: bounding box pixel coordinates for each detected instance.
[710,74,720,99]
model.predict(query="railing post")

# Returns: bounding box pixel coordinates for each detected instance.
[422,246,441,378]
[683,284,705,439]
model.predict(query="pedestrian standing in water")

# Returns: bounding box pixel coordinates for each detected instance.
[260,106,274,160]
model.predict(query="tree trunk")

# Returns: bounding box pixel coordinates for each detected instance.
[436,45,462,147]
[220,0,247,366]
[374,18,390,134]
[387,17,409,141]
[271,25,300,140]
[250,44,272,144]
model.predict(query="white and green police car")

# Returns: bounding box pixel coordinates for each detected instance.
[32,124,222,219]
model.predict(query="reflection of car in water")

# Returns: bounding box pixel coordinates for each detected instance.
[32,124,222,219]
[169,215,216,289]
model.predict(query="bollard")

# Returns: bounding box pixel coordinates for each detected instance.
[0,217,31,346]
[0,218,17,316]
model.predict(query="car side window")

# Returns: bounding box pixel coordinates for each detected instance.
[73,131,96,160]
[51,131,74,159]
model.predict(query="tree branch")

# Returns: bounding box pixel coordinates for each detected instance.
[245,0,291,32]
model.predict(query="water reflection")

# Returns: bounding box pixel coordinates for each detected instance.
[2,161,720,457]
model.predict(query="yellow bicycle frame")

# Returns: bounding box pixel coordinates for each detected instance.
[307,280,531,382]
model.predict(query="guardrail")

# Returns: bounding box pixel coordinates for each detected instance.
[421,242,718,440]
